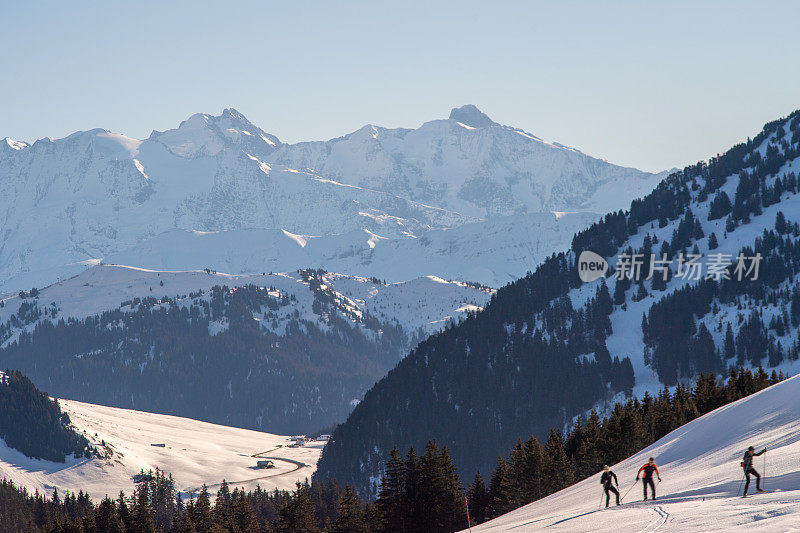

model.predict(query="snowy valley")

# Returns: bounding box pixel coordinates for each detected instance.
[0,398,326,502]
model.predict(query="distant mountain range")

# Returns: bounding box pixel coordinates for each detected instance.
[1,106,667,293]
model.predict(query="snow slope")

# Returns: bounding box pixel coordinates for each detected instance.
[0,398,324,502]
[471,374,800,532]
[0,107,665,293]
[0,264,494,434]
[104,211,598,288]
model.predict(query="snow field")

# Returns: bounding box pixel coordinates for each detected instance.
[471,373,800,531]
[1,399,325,502]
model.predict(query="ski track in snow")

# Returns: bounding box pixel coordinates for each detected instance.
[469,373,800,532]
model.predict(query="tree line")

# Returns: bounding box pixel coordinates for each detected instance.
[0,367,779,532]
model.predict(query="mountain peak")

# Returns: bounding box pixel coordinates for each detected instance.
[148,108,280,158]
[448,105,498,128]
[1,137,30,152]
[221,107,247,122]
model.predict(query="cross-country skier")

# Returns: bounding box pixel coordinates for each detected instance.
[600,465,620,507]
[636,457,661,501]
[742,445,767,496]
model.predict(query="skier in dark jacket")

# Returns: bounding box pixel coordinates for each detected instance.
[742,446,766,496]
[600,465,619,507]
[636,457,661,501]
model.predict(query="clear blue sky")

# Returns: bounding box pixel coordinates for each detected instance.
[2,1,799,172]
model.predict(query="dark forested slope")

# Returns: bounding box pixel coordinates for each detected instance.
[0,275,410,435]
[0,370,90,462]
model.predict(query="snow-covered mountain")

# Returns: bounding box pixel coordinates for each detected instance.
[269,105,664,219]
[472,373,800,532]
[104,211,598,287]
[0,107,666,293]
[0,112,468,293]
[0,264,493,433]
[0,397,326,501]
[0,264,493,345]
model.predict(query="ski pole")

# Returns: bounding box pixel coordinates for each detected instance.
[465,495,472,532]
[621,480,637,503]
[737,471,745,497]
[599,488,604,510]
[763,451,767,490]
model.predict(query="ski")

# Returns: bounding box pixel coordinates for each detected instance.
[742,490,777,498]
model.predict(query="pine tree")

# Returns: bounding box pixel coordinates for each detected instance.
[231,489,257,533]
[403,447,422,532]
[542,429,575,493]
[116,492,132,532]
[508,437,545,504]
[651,387,678,440]
[595,280,613,316]
[724,323,736,360]
[276,483,320,533]
[329,485,369,533]
[417,440,443,530]
[466,472,488,525]
[132,484,156,533]
[192,486,214,533]
[173,509,198,533]
[776,211,788,234]
[708,232,719,250]
[435,445,467,532]
[487,458,514,519]
[213,480,233,528]
[374,447,406,533]
[574,411,604,475]
[95,497,125,533]
[614,276,630,305]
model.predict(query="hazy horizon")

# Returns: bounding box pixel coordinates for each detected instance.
[3,0,799,172]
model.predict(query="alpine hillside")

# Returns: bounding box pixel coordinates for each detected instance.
[1,393,328,502]
[472,372,800,532]
[0,265,492,434]
[315,108,800,495]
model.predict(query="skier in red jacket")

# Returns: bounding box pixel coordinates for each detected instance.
[636,457,661,501]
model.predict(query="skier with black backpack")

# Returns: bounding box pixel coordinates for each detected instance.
[742,445,767,496]
[600,465,620,507]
